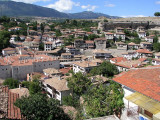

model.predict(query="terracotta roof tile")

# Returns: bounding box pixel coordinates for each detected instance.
[113,66,160,102]
[136,49,152,54]
[110,57,127,63]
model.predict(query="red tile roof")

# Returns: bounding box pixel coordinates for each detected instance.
[60,67,72,74]
[85,40,94,44]
[110,57,127,63]
[2,47,16,51]
[0,55,57,66]
[7,91,22,119]
[113,66,160,102]
[136,49,152,54]
[106,32,114,35]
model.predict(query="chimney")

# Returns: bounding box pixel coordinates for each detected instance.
[19,84,21,89]
[66,81,68,87]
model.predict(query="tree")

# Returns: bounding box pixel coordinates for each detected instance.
[21,81,30,88]
[14,93,71,120]
[67,72,92,96]
[3,78,19,89]
[88,34,99,40]
[118,36,122,41]
[83,81,124,118]
[90,61,118,77]
[32,74,41,82]
[132,37,141,44]
[153,43,160,52]
[0,30,11,51]
[146,31,149,36]
[124,29,131,37]
[154,12,160,17]
[104,19,108,22]
[29,82,41,95]
[40,23,44,32]
[0,16,10,23]
[153,36,158,43]
[55,29,62,37]
[62,95,79,108]
[39,42,44,51]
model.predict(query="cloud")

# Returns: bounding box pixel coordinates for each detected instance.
[45,0,79,12]
[105,1,115,7]
[156,1,160,4]
[121,15,147,18]
[105,3,115,7]
[12,0,50,4]
[81,5,97,11]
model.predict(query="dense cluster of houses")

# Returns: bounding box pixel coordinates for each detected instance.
[1,19,160,120]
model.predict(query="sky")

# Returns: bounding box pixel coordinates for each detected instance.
[11,0,160,17]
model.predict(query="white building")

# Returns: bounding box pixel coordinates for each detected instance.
[2,47,17,56]
[136,49,153,58]
[44,42,53,51]
[138,31,146,38]
[42,76,72,104]
[113,67,160,120]
[105,32,114,40]
[115,33,125,41]
[0,55,60,80]
[73,59,102,74]
[116,42,127,50]
[140,42,152,50]
[122,51,137,60]
[145,35,154,43]
[93,49,112,59]
[65,46,79,55]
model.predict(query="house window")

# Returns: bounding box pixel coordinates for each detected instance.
[56,91,60,95]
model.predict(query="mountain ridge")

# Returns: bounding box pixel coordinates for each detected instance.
[0,1,120,19]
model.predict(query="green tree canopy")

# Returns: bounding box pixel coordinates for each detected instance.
[3,78,19,89]
[83,81,124,118]
[153,43,160,52]
[88,34,99,40]
[39,42,44,51]
[67,72,92,96]
[62,94,79,108]
[29,82,41,95]
[55,29,62,37]
[154,12,160,17]
[0,30,11,51]
[14,93,71,120]
[0,16,10,23]
[90,61,118,77]
[153,36,158,43]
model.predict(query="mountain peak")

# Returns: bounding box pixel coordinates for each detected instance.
[0,1,119,19]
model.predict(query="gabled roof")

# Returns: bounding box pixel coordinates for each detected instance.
[113,66,160,102]
[110,57,127,63]
[94,37,106,41]
[106,32,114,35]
[136,49,152,54]
[43,76,69,91]
[85,40,94,44]
[2,47,16,51]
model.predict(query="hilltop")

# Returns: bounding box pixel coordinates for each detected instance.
[0,1,119,19]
